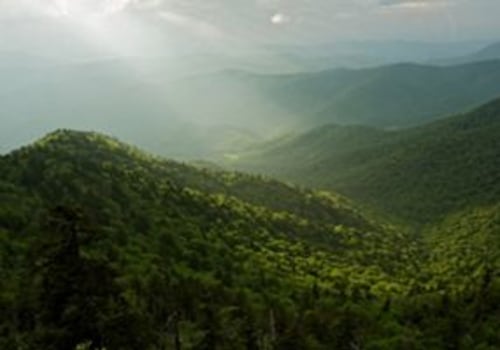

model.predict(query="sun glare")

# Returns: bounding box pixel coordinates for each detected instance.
[53,0,128,19]
[48,0,142,57]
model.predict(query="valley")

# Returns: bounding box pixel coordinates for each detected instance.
[1,4,500,348]
[229,98,500,225]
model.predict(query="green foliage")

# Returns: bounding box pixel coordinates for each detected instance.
[1,129,499,349]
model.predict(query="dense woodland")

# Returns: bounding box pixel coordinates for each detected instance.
[1,127,500,349]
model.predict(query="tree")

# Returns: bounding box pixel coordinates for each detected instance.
[30,206,149,350]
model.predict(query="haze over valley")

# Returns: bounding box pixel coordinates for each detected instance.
[2,1,500,349]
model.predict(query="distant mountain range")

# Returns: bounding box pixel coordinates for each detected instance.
[3,45,500,160]
[436,41,500,65]
[141,58,500,146]
[204,60,500,128]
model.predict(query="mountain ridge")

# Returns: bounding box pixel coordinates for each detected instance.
[436,41,500,65]
[230,97,500,225]
[4,58,500,160]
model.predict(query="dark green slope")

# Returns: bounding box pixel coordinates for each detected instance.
[231,98,500,225]
[2,130,500,349]
[0,130,416,349]
[423,204,500,288]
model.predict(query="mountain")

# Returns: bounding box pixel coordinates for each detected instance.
[172,60,500,132]
[2,130,500,348]
[4,58,500,160]
[0,130,408,349]
[0,57,269,159]
[436,41,500,65]
[466,42,500,62]
[230,97,500,225]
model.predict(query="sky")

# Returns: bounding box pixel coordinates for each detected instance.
[0,0,498,59]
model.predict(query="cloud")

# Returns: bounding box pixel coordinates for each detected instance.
[270,13,291,25]
[0,0,53,17]
[0,0,164,18]
[0,0,498,46]
[158,10,225,39]
[115,0,164,12]
[380,0,450,9]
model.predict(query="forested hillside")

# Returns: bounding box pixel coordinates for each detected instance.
[231,97,500,225]
[2,130,500,349]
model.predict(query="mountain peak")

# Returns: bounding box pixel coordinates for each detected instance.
[37,129,120,147]
[27,129,154,163]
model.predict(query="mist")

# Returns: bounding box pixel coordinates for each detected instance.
[2,2,500,348]
[1,0,500,159]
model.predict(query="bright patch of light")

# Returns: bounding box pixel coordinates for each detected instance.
[270,13,291,25]
[52,0,130,18]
